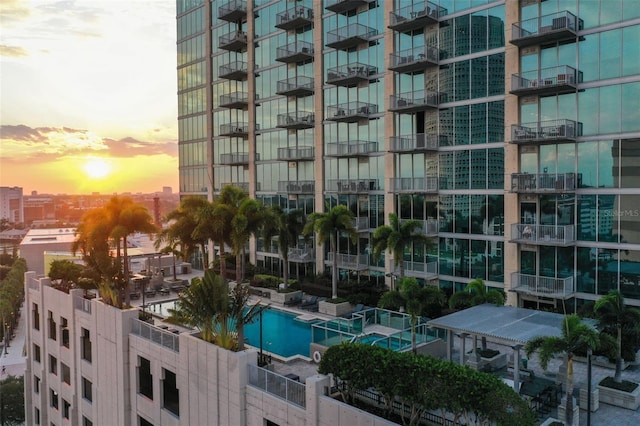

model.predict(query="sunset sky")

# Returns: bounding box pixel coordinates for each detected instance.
[0,0,179,195]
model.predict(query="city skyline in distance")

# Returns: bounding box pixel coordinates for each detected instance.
[0,0,179,195]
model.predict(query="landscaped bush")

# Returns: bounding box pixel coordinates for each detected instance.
[325,297,348,304]
[599,377,640,392]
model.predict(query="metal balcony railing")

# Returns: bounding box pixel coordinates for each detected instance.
[288,248,315,263]
[325,141,378,157]
[389,1,445,33]
[327,63,378,86]
[277,146,314,161]
[219,61,251,81]
[389,45,439,73]
[510,224,576,246]
[248,364,306,408]
[390,90,444,112]
[327,102,377,122]
[391,177,439,193]
[275,76,314,97]
[511,119,581,144]
[278,181,315,194]
[219,153,254,165]
[74,296,91,314]
[131,319,179,353]
[511,65,580,96]
[395,261,438,279]
[511,11,581,47]
[219,182,250,192]
[326,0,372,15]
[353,217,370,231]
[389,133,441,152]
[276,41,314,63]
[276,112,315,129]
[327,179,378,193]
[219,31,248,52]
[326,253,369,271]
[220,122,256,137]
[510,173,579,193]
[275,5,313,30]
[218,0,247,22]
[511,272,575,299]
[219,92,258,109]
[326,23,377,50]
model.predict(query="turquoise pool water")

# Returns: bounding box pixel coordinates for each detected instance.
[355,333,410,351]
[244,308,313,358]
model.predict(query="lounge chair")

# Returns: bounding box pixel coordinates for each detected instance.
[340,303,365,318]
[300,295,318,310]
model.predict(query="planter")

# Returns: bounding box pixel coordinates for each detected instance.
[579,387,599,412]
[318,300,352,317]
[598,382,640,410]
[556,396,579,426]
[270,290,302,305]
[481,351,507,370]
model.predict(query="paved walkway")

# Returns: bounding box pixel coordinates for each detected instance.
[1,301,27,379]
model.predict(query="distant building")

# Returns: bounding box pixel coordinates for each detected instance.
[0,186,24,223]
[162,186,172,195]
[19,228,77,276]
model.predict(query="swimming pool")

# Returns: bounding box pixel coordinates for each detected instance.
[146,300,313,359]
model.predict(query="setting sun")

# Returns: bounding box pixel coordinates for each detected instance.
[83,158,112,179]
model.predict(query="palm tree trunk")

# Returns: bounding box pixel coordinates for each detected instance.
[237,322,244,351]
[565,354,574,426]
[236,252,242,284]
[615,325,623,383]
[219,246,226,280]
[331,235,338,300]
[123,236,130,307]
[283,255,289,289]
[172,254,177,281]
[411,317,417,354]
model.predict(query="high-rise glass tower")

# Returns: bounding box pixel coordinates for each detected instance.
[177,0,640,312]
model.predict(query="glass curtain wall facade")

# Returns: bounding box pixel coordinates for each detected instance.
[177,0,640,311]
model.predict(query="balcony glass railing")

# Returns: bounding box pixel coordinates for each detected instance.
[288,248,315,262]
[218,0,247,22]
[510,173,579,192]
[510,224,575,246]
[326,0,372,14]
[391,177,439,192]
[511,11,580,46]
[278,181,315,194]
[395,261,438,278]
[219,153,255,165]
[511,119,581,144]
[327,102,377,121]
[219,31,248,51]
[276,76,314,96]
[326,23,377,50]
[390,90,444,111]
[327,179,378,193]
[220,122,254,136]
[389,133,441,152]
[511,65,580,93]
[389,1,445,29]
[389,45,439,71]
[276,146,314,161]
[325,141,378,157]
[248,364,306,408]
[219,61,251,80]
[511,272,574,298]
[276,112,315,128]
[327,63,378,85]
[401,219,439,235]
[275,5,313,30]
[276,41,314,63]
[326,253,369,270]
[131,319,179,353]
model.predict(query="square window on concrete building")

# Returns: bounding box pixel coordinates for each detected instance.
[33,303,40,330]
[63,399,70,419]
[81,328,92,363]
[82,377,92,402]
[33,343,41,362]
[139,416,154,426]
[34,375,40,394]
[138,356,153,400]
[49,388,58,410]
[61,317,69,348]
[49,355,57,376]
[34,407,40,425]
[61,362,70,385]
[48,311,56,341]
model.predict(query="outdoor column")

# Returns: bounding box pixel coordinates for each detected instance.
[447,329,454,362]
[460,333,468,365]
[512,345,522,393]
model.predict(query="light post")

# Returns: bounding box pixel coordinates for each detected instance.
[587,347,592,426]
[259,310,264,366]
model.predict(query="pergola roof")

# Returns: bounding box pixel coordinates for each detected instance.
[427,304,588,346]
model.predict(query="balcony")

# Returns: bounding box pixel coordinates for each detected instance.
[510,224,576,247]
[389,1,444,33]
[511,272,575,299]
[327,102,377,123]
[326,253,369,271]
[510,173,579,193]
[511,65,580,96]
[219,61,253,81]
[511,119,582,145]
[325,0,372,15]
[511,11,581,47]
[220,122,257,137]
[391,177,439,193]
[389,46,439,74]
[219,92,259,110]
[389,133,441,152]
[219,153,256,166]
[276,112,315,129]
[390,90,444,113]
[325,141,378,157]
[353,217,370,232]
[277,146,314,161]
[276,41,314,64]
[218,0,248,22]
[288,248,315,263]
[278,181,315,194]
[327,63,378,87]
[276,76,314,97]
[401,219,439,236]
[395,261,438,280]
[219,31,249,52]
[327,179,378,193]
[326,24,377,51]
[275,6,313,30]
[220,182,250,192]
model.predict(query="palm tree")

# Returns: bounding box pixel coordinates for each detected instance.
[371,213,433,286]
[262,206,305,289]
[158,243,182,281]
[156,196,210,269]
[230,197,265,283]
[167,269,227,343]
[303,205,357,300]
[525,314,600,426]
[228,284,267,351]
[192,199,229,277]
[594,290,640,383]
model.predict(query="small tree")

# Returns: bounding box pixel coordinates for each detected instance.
[262,206,305,289]
[0,375,25,426]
